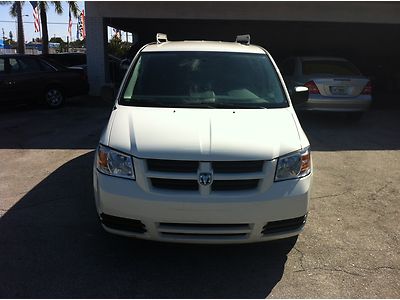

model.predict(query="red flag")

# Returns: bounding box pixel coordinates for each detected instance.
[68,8,72,38]
[30,1,40,32]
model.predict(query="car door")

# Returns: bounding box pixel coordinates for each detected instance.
[0,57,13,102]
[7,57,43,102]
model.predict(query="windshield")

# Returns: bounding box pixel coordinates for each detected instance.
[120,51,288,108]
[302,60,361,76]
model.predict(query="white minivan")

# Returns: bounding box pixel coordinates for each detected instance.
[93,34,312,244]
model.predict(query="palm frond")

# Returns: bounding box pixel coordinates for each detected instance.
[68,1,80,18]
[39,1,48,12]
[9,1,18,17]
[4,1,24,17]
[50,1,63,14]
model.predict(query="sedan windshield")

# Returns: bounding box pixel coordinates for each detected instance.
[120,51,288,108]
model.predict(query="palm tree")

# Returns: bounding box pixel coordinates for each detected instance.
[39,1,79,55]
[67,1,80,22]
[0,1,25,54]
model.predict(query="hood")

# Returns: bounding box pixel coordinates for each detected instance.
[108,106,302,161]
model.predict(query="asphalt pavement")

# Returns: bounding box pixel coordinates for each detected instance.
[0,97,399,298]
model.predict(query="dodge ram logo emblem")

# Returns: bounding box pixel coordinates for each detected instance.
[198,173,213,186]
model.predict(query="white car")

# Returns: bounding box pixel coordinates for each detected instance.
[280,56,372,119]
[93,34,312,244]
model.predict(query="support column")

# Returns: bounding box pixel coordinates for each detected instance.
[86,15,107,96]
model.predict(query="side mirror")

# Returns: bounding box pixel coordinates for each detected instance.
[291,86,309,105]
[101,84,115,103]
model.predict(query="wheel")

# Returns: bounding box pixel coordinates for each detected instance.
[44,87,65,108]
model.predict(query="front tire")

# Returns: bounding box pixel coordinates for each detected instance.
[44,87,65,108]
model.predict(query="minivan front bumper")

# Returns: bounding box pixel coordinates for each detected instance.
[93,170,311,244]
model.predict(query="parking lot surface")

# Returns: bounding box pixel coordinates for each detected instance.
[0,97,399,298]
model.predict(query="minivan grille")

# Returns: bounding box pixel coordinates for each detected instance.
[151,178,198,191]
[146,159,266,193]
[147,159,198,173]
[212,161,264,173]
[212,179,259,191]
[158,222,253,240]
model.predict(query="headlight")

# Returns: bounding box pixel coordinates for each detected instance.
[275,147,311,181]
[96,144,135,180]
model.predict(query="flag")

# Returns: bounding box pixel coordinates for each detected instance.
[30,1,40,33]
[113,28,121,39]
[80,9,86,39]
[77,10,86,40]
[76,21,79,41]
[68,8,72,38]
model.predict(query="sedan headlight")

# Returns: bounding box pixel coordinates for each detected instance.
[96,144,135,180]
[275,147,311,181]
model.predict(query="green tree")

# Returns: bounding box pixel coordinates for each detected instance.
[50,36,66,52]
[39,1,79,55]
[69,38,85,49]
[108,35,132,58]
[6,39,17,48]
[0,1,25,53]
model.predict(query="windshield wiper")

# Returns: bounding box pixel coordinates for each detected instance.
[212,103,268,109]
[124,98,216,108]
[125,99,172,107]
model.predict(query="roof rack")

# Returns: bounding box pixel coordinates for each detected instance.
[235,34,251,45]
[156,33,168,44]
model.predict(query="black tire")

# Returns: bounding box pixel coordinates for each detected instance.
[44,86,65,108]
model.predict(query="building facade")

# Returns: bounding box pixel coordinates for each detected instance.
[86,1,400,96]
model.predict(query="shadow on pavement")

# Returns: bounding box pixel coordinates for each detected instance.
[297,110,400,151]
[0,96,112,150]
[0,152,294,298]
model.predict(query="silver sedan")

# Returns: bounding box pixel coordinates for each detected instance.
[280,57,372,118]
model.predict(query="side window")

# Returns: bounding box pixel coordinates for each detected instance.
[0,58,5,74]
[14,58,41,73]
[39,60,55,71]
[10,58,20,73]
[280,59,296,76]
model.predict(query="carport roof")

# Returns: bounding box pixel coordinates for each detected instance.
[142,41,266,54]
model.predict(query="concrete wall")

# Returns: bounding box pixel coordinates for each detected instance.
[85,1,400,95]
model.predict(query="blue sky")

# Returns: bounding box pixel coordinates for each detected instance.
[0,1,85,43]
